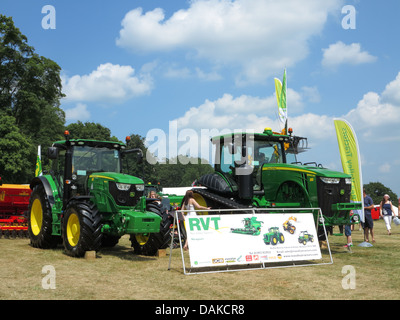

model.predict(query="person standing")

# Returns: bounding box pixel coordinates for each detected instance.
[380,194,394,235]
[363,190,375,242]
[182,190,211,250]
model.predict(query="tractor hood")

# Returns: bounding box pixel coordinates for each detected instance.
[298,165,350,178]
[88,172,144,185]
[263,164,350,179]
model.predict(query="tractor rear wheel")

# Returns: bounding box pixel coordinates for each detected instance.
[62,200,102,257]
[28,184,59,249]
[130,202,171,256]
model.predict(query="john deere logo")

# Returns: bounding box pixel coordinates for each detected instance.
[340,189,345,195]
[129,192,135,197]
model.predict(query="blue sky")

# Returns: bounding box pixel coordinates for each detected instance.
[2,0,400,196]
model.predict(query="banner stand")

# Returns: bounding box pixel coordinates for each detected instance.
[167,208,333,275]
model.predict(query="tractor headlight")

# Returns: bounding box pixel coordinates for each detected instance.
[116,183,131,191]
[320,177,340,184]
[135,184,144,191]
[345,178,352,185]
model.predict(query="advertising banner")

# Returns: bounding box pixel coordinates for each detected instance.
[334,118,364,222]
[186,213,321,268]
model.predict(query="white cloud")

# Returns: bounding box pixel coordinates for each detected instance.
[62,63,153,103]
[64,103,91,122]
[344,72,400,137]
[174,88,306,132]
[382,72,400,105]
[116,0,341,84]
[379,163,391,173]
[322,41,377,68]
[167,71,400,162]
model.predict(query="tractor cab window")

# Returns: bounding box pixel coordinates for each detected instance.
[218,139,285,174]
[285,150,297,164]
[52,149,66,194]
[220,143,243,174]
[72,146,121,175]
[72,145,121,195]
[252,141,283,166]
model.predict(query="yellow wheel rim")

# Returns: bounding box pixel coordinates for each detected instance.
[192,193,209,215]
[67,213,80,247]
[135,234,150,246]
[30,198,43,236]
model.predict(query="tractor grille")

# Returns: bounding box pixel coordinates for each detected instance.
[316,178,351,218]
[108,182,143,207]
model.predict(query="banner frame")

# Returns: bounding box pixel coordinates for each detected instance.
[167,208,333,275]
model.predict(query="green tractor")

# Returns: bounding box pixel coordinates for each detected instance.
[191,127,361,238]
[27,131,171,257]
[230,216,263,235]
[298,231,314,245]
[263,227,285,245]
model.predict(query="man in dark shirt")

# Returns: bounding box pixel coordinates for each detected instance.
[363,189,375,242]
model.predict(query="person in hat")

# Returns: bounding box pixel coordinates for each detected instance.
[380,194,394,235]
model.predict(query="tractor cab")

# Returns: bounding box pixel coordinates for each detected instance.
[47,131,144,209]
[196,127,307,203]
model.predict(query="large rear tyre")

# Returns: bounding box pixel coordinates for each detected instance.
[130,202,171,256]
[62,200,102,257]
[28,184,59,249]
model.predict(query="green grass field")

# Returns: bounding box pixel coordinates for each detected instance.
[1,218,399,300]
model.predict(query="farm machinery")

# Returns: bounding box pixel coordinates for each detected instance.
[230,216,263,235]
[298,231,314,245]
[0,178,31,237]
[27,131,174,257]
[263,227,285,245]
[283,216,297,234]
[191,127,361,237]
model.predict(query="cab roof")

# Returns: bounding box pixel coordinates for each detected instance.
[53,139,126,149]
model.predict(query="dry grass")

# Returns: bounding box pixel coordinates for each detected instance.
[1,219,400,300]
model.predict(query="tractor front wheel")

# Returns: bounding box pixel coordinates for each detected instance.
[130,202,171,256]
[62,200,102,257]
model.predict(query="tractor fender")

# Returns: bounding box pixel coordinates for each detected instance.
[65,195,94,208]
[30,176,56,208]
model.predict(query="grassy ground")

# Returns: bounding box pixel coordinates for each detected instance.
[1,219,399,300]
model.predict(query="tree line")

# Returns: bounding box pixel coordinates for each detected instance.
[0,15,212,186]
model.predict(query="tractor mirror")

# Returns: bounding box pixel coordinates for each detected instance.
[47,147,58,159]
[137,153,143,164]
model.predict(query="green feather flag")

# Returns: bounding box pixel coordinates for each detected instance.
[274,69,287,131]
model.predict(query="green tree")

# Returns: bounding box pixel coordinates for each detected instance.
[155,156,213,188]
[364,182,398,207]
[0,15,65,182]
[66,121,119,141]
[122,134,159,183]
[0,112,34,183]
